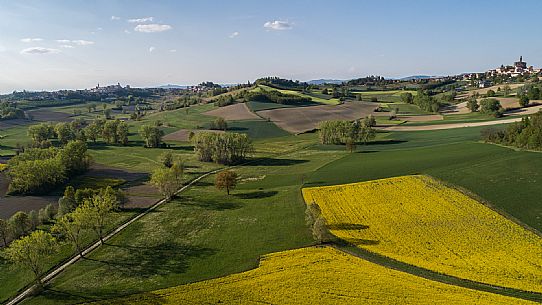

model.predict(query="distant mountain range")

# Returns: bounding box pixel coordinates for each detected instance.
[397,75,434,81]
[306,79,345,85]
[153,84,189,89]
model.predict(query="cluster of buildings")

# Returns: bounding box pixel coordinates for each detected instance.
[486,56,541,77]
[461,56,541,88]
[90,83,131,94]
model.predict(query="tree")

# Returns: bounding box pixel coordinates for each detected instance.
[139,125,164,148]
[150,163,184,200]
[58,141,90,175]
[38,204,56,224]
[400,92,414,104]
[0,218,11,246]
[519,94,530,107]
[480,98,503,117]
[102,120,120,144]
[52,212,86,257]
[467,97,479,112]
[305,203,333,244]
[116,121,129,145]
[215,170,238,195]
[28,210,40,230]
[85,121,101,143]
[55,123,76,145]
[9,211,31,239]
[345,138,356,153]
[214,117,227,131]
[104,108,112,119]
[160,151,174,168]
[27,123,54,146]
[58,186,77,216]
[79,189,118,244]
[4,230,57,286]
[503,85,511,97]
[486,89,496,97]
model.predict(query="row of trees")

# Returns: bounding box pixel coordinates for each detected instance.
[0,205,55,246]
[28,119,129,148]
[481,111,542,149]
[240,90,311,105]
[192,132,253,165]
[318,116,376,150]
[7,141,91,194]
[2,187,122,286]
[139,125,164,148]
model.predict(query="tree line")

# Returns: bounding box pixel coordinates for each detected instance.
[192,132,253,165]
[1,186,123,286]
[481,111,542,149]
[318,116,376,151]
[7,140,91,194]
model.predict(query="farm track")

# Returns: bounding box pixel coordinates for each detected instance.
[335,244,542,303]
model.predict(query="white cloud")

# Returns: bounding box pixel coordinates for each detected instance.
[20,47,60,54]
[111,15,121,20]
[128,16,154,23]
[55,39,94,46]
[229,31,240,38]
[124,30,131,34]
[60,45,74,49]
[21,38,43,43]
[169,49,177,53]
[72,40,95,46]
[134,24,172,33]
[264,20,293,31]
[149,46,156,53]
[0,46,6,52]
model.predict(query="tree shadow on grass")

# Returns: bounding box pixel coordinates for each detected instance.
[234,190,278,200]
[179,195,241,211]
[86,241,216,279]
[192,180,214,187]
[366,140,407,146]
[246,157,309,167]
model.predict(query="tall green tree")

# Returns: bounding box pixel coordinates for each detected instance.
[4,230,57,286]
[0,218,11,246]
[150,163,184,200]
[52,212,86,257]
[79,188,118,244]
[139,125,164,148]
[9,211,31,239]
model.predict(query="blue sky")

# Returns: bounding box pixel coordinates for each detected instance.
[1,0,542,93]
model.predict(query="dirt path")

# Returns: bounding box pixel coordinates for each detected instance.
[379,117,523,131]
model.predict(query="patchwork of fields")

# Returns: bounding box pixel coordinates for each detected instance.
[96,246,536,305]
[302,175,542,293]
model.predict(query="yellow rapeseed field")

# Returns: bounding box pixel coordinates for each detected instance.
[97,246,535,305]
[302,175,542,293]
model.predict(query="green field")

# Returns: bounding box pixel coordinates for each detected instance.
[352,90,418,103]
[258,85,340,105]
[226,120,290,139]
[245,101,305,112]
